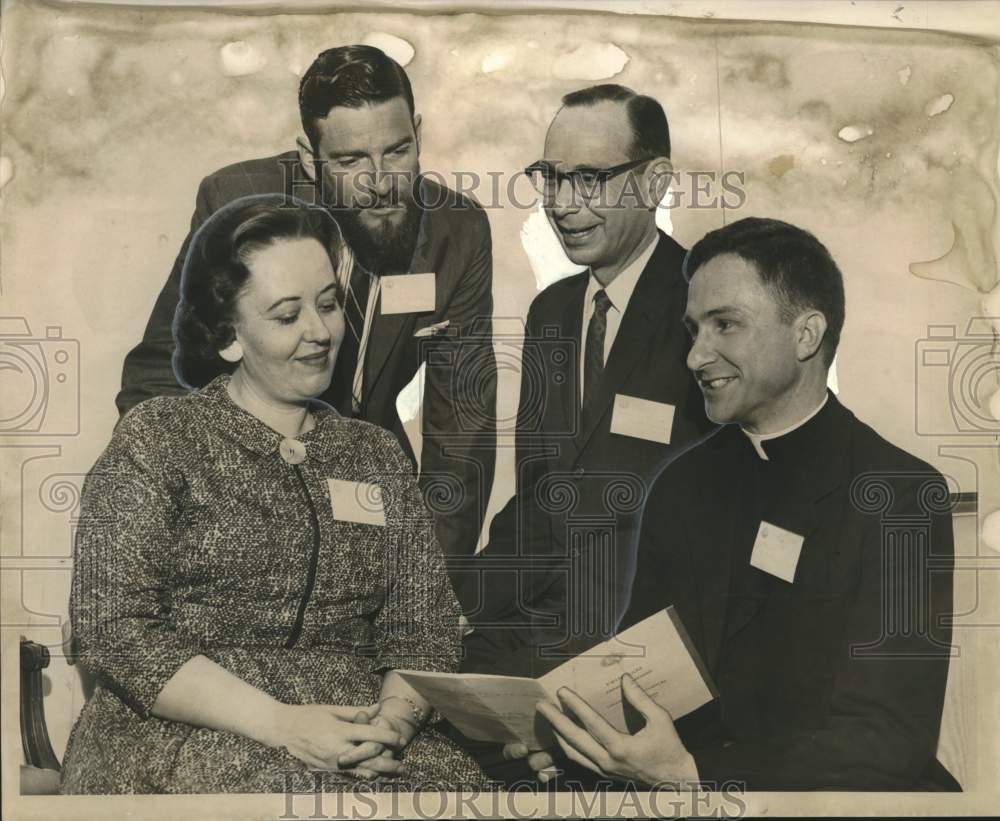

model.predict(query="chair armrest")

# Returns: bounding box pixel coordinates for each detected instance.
[20,764,61,795]
[20,637,61,771]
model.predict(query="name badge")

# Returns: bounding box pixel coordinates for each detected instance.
[609,395,674,444]
[750,521,804,583]
[327,479,386,527]
[381,273,436,315]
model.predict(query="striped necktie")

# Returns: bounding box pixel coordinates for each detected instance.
[329,264,372,415]
[582,288,611,416]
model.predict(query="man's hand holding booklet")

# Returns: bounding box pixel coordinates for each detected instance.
[397,607,716,750]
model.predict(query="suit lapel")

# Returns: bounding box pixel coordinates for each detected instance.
[362,293,413,410]
[574,235,684,455]
[558,275,587,451]
[361,214,432,411]
[688,429,744,672]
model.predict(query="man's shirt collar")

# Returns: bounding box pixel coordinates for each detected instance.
[584,232,658,313]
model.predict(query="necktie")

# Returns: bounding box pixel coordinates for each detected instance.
[329,264,372,415]
[582,288,611,416]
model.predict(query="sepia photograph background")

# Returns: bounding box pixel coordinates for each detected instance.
[2,0,998,816]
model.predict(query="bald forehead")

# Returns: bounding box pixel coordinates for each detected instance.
[544,100,634,168]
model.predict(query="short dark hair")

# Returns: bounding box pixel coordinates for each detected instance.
[173,194,346,389]
[561,83,670,160]
[683,217,846,367]
[299,45,415,154]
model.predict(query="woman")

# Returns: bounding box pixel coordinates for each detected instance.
[60,195,489,794]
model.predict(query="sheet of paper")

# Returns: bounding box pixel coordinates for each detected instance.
[539,607,716,733]
[380,272,436,314]
[395,670,556,748]
[610,394,675,444]
[397,609,714,747]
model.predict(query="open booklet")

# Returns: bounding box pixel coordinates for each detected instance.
[396,607,717,749]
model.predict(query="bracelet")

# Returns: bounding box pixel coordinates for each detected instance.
[385,695,427,727]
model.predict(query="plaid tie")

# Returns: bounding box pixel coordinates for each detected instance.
[582,288,611,416]
[329,264,372,415]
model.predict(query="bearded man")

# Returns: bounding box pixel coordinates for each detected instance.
[117,45,496,566]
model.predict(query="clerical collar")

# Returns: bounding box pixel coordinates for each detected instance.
[742,394,830,461]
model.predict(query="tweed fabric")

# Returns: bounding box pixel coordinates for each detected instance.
[60,375,489,793]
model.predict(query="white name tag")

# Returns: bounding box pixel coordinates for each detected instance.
[750,521,804,583]
[609,395,674,444]
[327,479,386,527]
[381,273,436,315]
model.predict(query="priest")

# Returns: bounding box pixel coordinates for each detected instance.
[508,217,960,792]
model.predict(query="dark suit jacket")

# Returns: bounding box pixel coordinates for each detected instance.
[621,393,959,791]
[457,231,713,674]
[117,152,496,563]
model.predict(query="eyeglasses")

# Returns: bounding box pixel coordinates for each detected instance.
[524,158,653,202]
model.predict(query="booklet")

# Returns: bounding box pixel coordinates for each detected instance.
[396,607,717,749]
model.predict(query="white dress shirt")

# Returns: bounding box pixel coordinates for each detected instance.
[579,235,658,403]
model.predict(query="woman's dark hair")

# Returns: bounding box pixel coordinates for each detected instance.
[172,194,346,389]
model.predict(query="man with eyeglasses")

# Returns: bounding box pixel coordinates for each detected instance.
[116,45,496,570]
[451,84,713,783]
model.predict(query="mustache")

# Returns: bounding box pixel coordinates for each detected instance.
[330,191,415,217]
[328,187,414,213]
[361,194,403,210]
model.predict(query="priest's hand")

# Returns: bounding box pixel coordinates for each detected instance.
[535,673,699,788]
[501,742,560,784]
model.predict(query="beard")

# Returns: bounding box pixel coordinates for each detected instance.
[324,175,423,275]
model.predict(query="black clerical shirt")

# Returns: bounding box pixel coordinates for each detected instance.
[622,392,959,791]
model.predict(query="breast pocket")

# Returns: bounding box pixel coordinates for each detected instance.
[786,532,861,601]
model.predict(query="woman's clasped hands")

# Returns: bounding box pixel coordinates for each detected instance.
[261,702,409,778]
[335,696,424,778]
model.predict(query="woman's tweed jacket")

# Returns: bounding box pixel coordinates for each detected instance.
[60,375,488,793]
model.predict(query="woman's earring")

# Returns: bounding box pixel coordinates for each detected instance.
[219,340,244,363]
